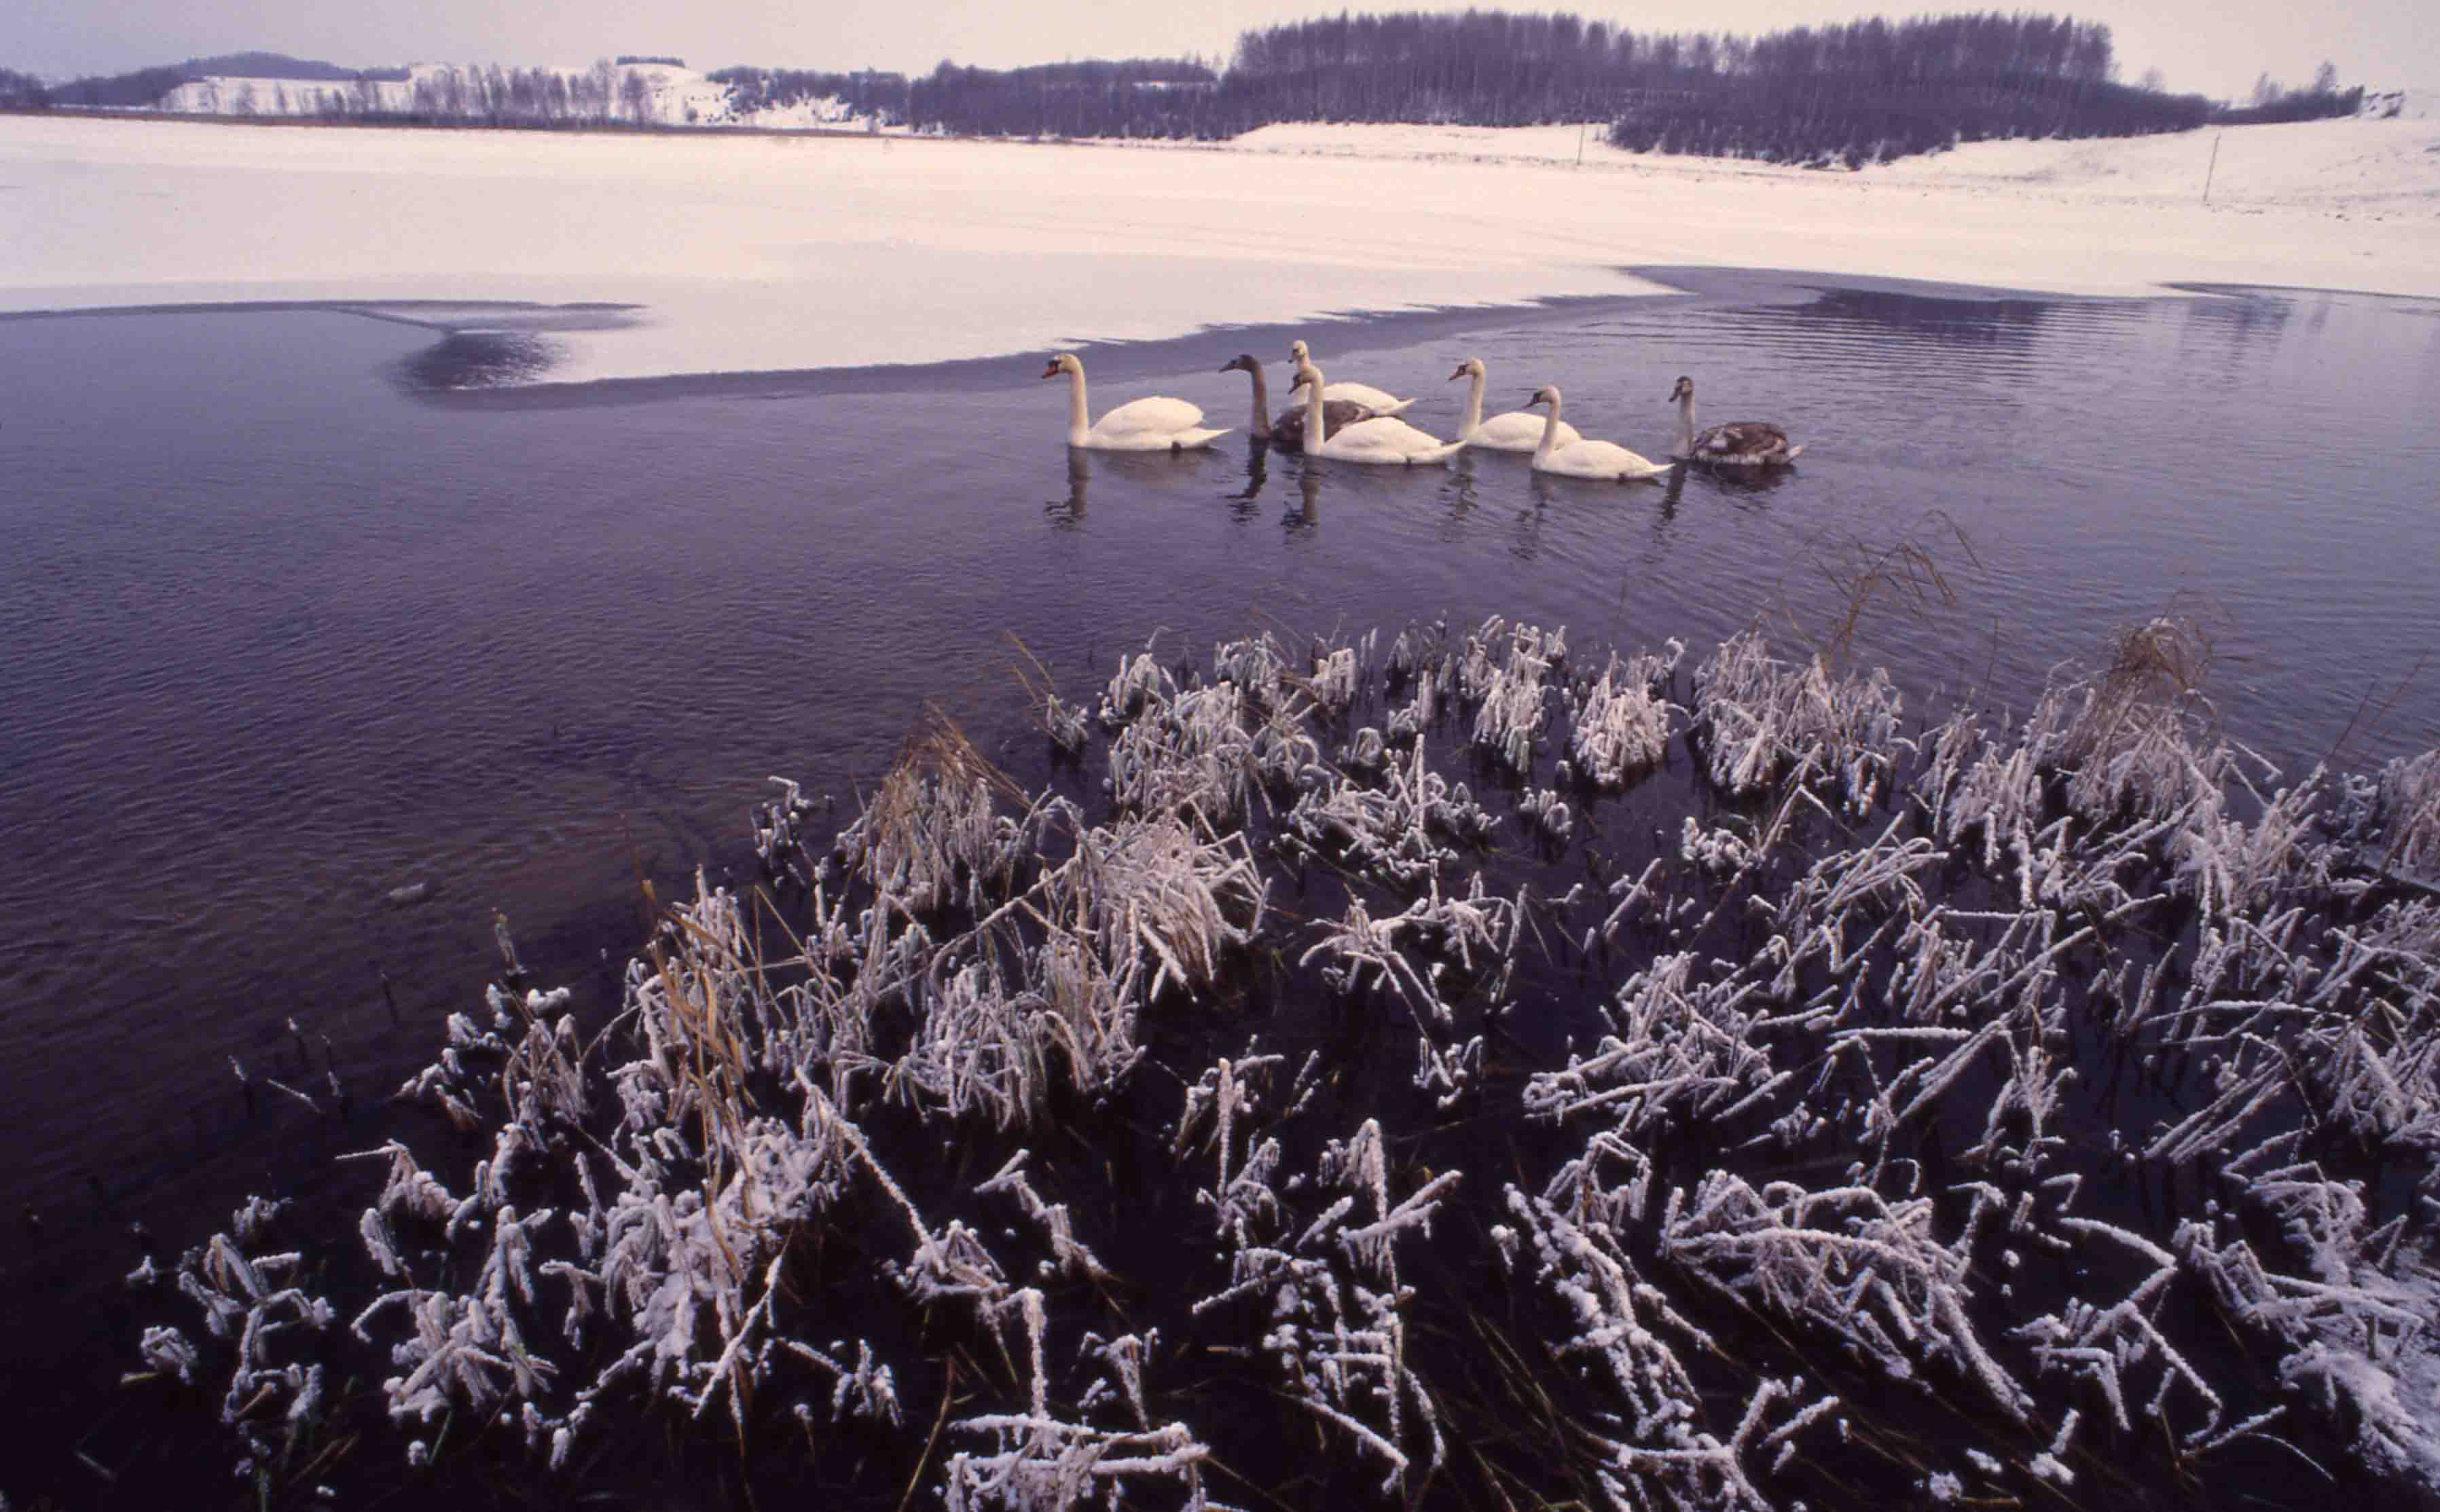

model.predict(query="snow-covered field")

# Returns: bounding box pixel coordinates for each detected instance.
[1,109,2434,385]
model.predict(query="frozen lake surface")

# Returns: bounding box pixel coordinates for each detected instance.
[1,270,2437,1494]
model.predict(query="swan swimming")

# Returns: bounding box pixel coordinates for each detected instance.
[1285,339,1414,416]
[1041,352,1228,451]
[1450,356,1580,452]
[1220,354,1372,451]
[1290,363,1465,466]
[1669,375,1802,466]
[1524,385,1671,481]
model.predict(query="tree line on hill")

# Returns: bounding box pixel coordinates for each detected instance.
[10,52,405,109]
[1,14,2369,167]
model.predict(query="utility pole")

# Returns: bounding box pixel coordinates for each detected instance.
[1577,120,1587,166]
[2202,130,2221,204]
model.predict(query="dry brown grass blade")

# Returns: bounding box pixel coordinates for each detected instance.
[2067,613,2219,762]
[2320,649,2431,773]
[1789,509,1979,671]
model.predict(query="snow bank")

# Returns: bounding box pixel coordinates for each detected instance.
[1,111,2433,386]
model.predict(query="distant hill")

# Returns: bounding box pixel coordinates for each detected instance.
[176,52,407,83]
[38,50,403,109]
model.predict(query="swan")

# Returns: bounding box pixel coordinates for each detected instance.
[1285,339,1414,416]
[1041,352,1228,451]
[1524,385,1671,481]
[1669,375,1802,466]
[1290,363,1465,466]
[1449,356,1580,452]
[1220,354,1373,451]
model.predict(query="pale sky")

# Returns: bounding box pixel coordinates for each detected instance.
[5,0,2430,103]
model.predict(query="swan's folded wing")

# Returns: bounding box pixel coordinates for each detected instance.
[1700,422,1791,457]
[1474,411,1576,449]
[1322,382,1409,413]
[1558,440,1670,478]
[1091,395,1205,437]
[1334,416,1442,450]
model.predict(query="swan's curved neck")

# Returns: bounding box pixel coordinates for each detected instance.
[1066,366,1091,447]
[1461,367,1486,437]
[1302,367,1328,447]
[1535,392,1565,464]
[1244,365,1271,440]
[1671,390,1695,459]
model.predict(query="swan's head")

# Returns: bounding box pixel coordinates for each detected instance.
[1288,339,1311,365]
[1449,358,1485,382]
[1042,353,1085,381]
[1286,366,1318,397]
[1526,384,1560,408]
[1220,354,1260,374]
[1669,375,1694,403]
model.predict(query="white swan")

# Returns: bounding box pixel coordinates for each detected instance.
[1041,352,1228,451]
[1290,363,1465,466]
[1286,339,1414,416]
[1450,357,1580,452]
[1525,385,1671,481]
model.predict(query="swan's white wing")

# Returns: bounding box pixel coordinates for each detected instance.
[1336,417,1444,451]
[1085,425,1232,452]
[1473,412,1578,451]
[1320,416,1459,464]
[1549,440,1669,479]
[1089,394,1205,439]
[1322,382,1408,413]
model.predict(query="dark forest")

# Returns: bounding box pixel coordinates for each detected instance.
[5,12,2369,166]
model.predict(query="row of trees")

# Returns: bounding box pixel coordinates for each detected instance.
[379,62,661,126]
[1218,11,2215,163]
[1,13,2371,165]
[1,66,49,109]
[837,10,2353,162]
[9,51,405,109]
[2219,64,2363,126]
[906,58,1220,138]
[706,66,906,120]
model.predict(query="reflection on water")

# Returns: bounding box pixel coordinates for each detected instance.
[401,329,565,389]
[1048,447,1092,525]
[1,278,2437,1452]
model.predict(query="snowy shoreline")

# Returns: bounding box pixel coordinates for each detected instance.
[2,111,2435,386]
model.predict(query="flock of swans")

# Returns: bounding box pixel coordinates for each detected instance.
[1038,339,1803,481]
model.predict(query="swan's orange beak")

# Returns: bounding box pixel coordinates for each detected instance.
[1447,365,1466,381]
[1040,361,1059,380]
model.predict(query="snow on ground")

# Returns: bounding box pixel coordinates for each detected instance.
[1,110,2434,386]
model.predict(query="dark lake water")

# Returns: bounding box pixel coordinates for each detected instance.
[3,272,2438,1486]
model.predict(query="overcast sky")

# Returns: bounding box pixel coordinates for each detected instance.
[6,0,2430,103]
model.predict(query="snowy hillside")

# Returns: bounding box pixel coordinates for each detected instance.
[157,61,880,131]
[2361,88,2438,120]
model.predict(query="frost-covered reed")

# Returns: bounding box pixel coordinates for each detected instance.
[134,617,2440,1512]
